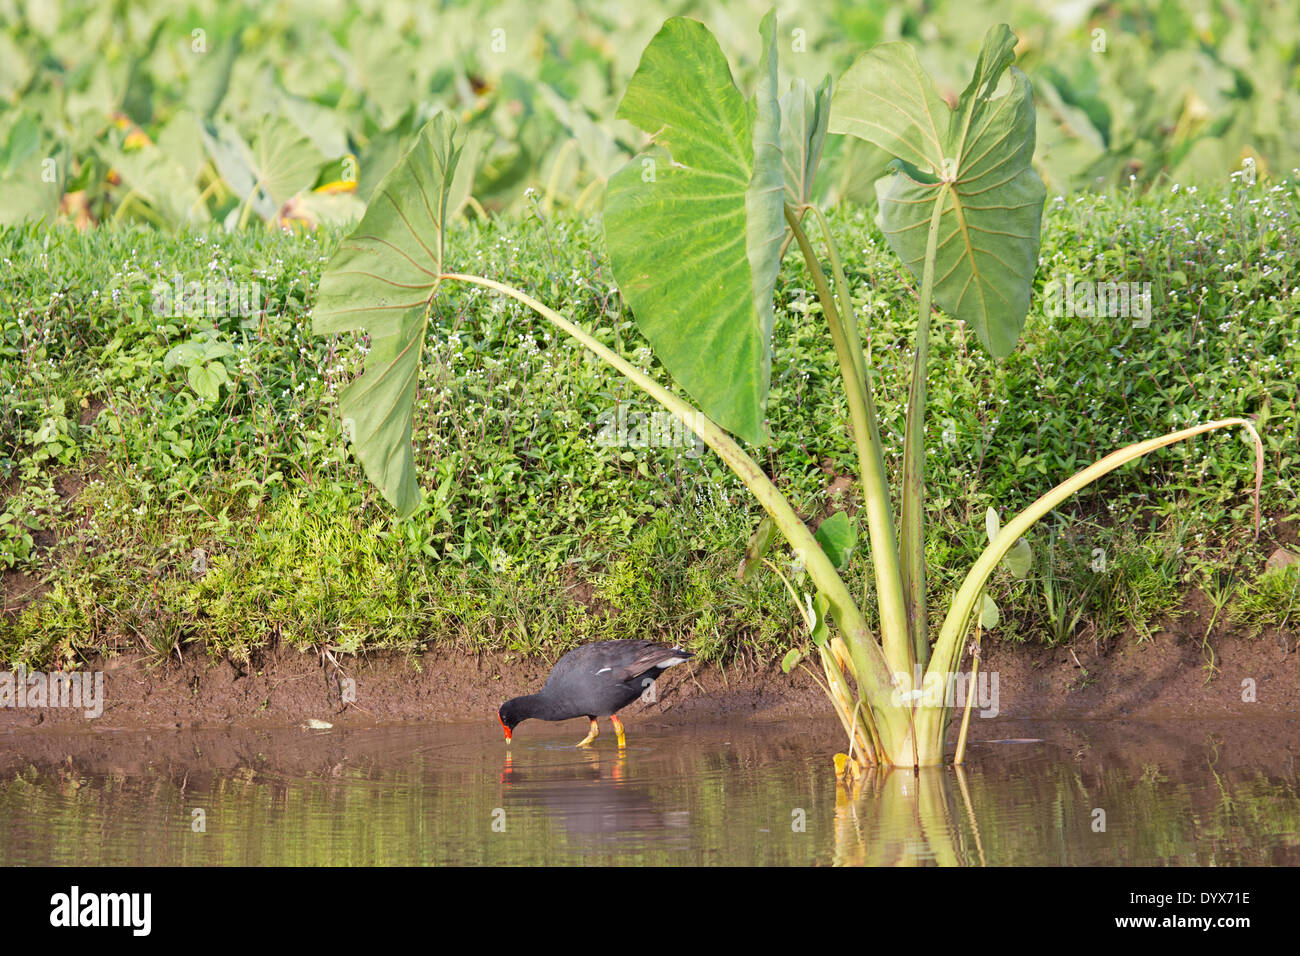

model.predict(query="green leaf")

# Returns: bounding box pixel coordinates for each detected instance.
[99,138,208,227]
[312,111,461,518]
[815,511,857,571]
[203,340,236,361]
[737,513,778,581]
[445,127,489,222]
[810,592,831,646]
[744,10,785,324]
[1032,76,1106,194]
[537,84,627,182]
[187,31,241,120]
[830,24,1046,358]
[987,505,1031,578]
[603,11,785,446]
[187,364,223,401]
[781,647,804,673]
[254,120,326,207]
[204,116,325,220]
[0,115,63,225]
[979,592,1000,630]
[1004,538,1032,579]
[780,75,831,207]
[163,341,203,372]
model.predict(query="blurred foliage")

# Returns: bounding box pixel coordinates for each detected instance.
[0,0,1297,231]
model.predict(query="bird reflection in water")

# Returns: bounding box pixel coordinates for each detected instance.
[498,739,691,847]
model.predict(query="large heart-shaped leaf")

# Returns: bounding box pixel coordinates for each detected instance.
[312,112,460,517]
[204,116,326,222]
[603,11,785,446]
[830,24,1045,358]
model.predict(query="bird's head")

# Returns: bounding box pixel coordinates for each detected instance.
[497,699,524,742]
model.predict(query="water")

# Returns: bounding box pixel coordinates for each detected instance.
[1,718,1296,865]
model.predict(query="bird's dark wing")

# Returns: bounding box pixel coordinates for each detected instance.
[610,644,692,683]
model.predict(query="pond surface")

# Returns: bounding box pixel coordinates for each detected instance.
[1,717,1296,865]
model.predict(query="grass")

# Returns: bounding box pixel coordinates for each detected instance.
[1,174,1297,670]
[1229,563,1300,638]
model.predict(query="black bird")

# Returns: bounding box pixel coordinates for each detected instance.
[498,640,692,748]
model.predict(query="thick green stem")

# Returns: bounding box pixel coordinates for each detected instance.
[805,206,892,615]
[784,206,912,682]
[899,189,947,669]
[806,206,868,386]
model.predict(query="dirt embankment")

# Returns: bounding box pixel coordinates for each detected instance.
[0,597,1295,732]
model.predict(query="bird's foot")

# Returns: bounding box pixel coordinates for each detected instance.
[575,718,599,748]
[610,715,627,749]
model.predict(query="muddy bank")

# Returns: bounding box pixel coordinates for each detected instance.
[0,607,1295,732]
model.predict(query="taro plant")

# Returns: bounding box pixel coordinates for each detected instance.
[312,12,1264,770]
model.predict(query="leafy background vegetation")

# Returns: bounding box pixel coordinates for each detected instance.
[2,0,1299,228]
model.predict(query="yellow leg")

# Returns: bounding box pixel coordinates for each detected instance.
[610,715,627,749]
[575,718,599,748]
